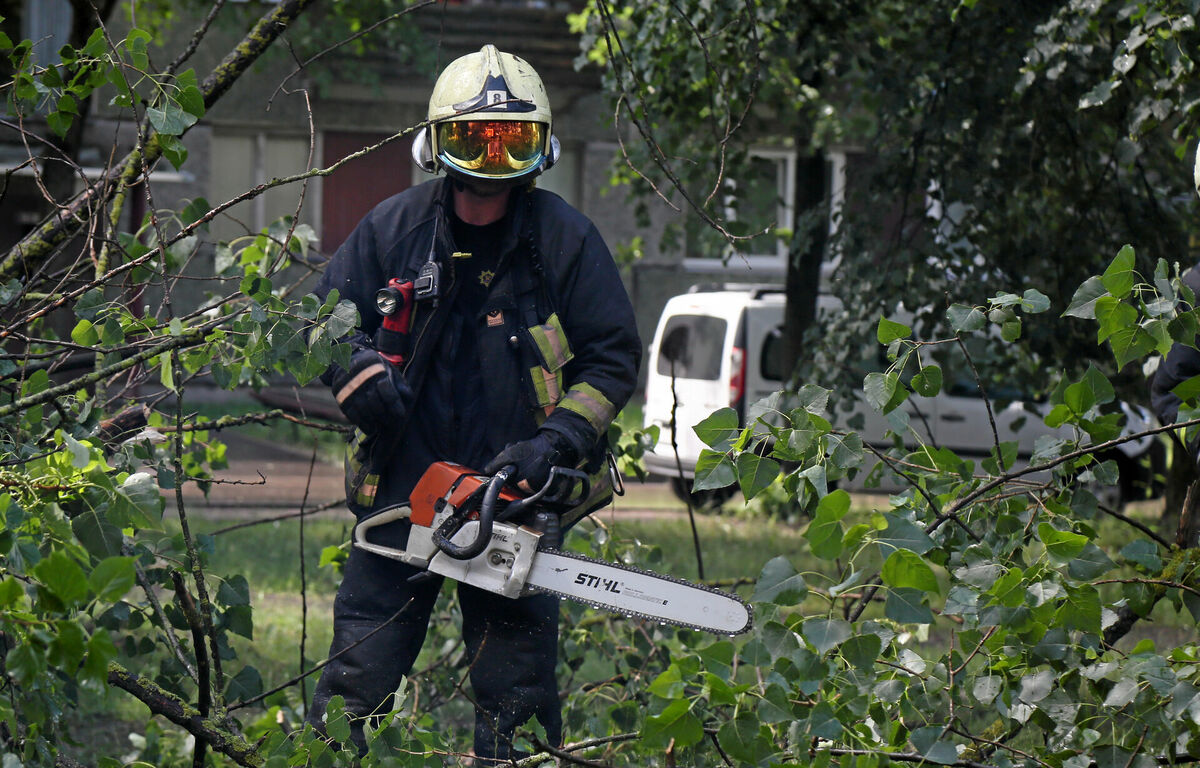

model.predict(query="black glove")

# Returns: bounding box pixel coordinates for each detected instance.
[330,348,412,434]
[484,431,578,493]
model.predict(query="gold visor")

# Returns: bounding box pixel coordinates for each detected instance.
[437,121,546,178]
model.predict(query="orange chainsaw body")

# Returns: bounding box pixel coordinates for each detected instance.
[409,461,522,527]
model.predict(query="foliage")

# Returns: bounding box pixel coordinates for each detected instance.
[574,0,1200,401]
[658,249,1200,768]
[6,1,1200,767]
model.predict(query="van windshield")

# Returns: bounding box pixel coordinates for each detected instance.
[657,314,727,380]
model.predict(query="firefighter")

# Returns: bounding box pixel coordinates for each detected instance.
[307,45,641,762]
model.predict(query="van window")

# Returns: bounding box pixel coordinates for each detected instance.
[761,326,784,382]
[657,315,727,380]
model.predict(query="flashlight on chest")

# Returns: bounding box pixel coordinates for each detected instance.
[375,278,415,365]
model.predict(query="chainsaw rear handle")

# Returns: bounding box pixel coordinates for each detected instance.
[432,466,510,560]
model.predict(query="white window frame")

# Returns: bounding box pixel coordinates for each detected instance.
[684,148,794,275]
[684,148,850,278]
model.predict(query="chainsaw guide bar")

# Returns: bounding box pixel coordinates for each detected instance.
[527,547,753,635]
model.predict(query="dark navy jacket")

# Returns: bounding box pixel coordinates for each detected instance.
[1151,263,1200,425]
[314,177,641,515]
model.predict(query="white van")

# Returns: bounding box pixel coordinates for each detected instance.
[641,284,1163,505]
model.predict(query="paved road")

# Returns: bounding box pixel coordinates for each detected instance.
[177,432,685,519]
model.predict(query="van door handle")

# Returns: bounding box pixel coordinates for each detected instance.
[940,414,966,422]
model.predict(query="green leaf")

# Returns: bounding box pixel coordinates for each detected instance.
[827,431,864,469]
[48,620,87,671]
[802,618,851,654]
[1108,325,1157,370]
[1068,543,1116,580]
[1001,318,1021,341]
[1056,585,1101,633]
[158,134,188,170]
[47,109,73,138]
[88,557,135,602]
[877,514,934,555]
[1100,244,1137,298]
[946,304,986,332]
[224,605,254,639]
[693,407,740,449]
[790,702,843,741]
[62,433,92,468]
[864,372,898,412]
[147,102,198,136]
[716,713,778,765]
[1094,296,1137,343]
[1079,78,1117,108]
[885,587,933,624]
[881,549,940,593]
[736,452,779,500]
[693,449,736,491]
[71,318,100,346]
[6,644,45,687]
[841,633,881,671]
[33,550,89,608]
[1070,379,1099,412]
[226,665,264,702]
[1038,522,1087,561]
[100,316,125,345]
[1022,288,1051,312]
[876,316,910,344]
[72,510,125,559]
[175,70,206,119]
[973,675,1002,704]
[1172,374,1200,404]
[753,556,808,605]
[910,726,959,764]
[643,699,703,748]
[111,472,165,530]
[648,662,689,699]
[911,365,942,397]
[1064,276,1108,319]
[1120,540,1162,571]
[805,490,850,560]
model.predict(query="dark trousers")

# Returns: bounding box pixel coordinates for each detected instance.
[307,519,562,761]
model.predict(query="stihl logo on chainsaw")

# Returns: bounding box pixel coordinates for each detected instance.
[574,572,622,593]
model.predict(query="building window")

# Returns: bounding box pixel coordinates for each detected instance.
[684,148,848,277]
[22,0,72,67]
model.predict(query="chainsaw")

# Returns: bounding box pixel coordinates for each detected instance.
[352,461,753,635]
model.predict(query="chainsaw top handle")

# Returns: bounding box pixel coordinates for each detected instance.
[430,465,591,560]
[432,466,510,560]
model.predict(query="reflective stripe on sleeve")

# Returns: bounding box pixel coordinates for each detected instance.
[558,382,617,433]
[336,363,386,404]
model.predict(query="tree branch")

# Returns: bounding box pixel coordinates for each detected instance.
[0,0,319,281]
[106,662,262,767]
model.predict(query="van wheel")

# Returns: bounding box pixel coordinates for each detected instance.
[669,477,736,510]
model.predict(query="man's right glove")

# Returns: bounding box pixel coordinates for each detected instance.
[330,347,412,434]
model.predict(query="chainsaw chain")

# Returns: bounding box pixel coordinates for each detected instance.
[529,547,754,635]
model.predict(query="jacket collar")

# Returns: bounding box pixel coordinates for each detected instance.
[434,177,531,260]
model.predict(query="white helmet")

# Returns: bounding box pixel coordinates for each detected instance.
[412,44,560,182]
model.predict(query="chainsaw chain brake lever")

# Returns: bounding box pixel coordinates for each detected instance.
[432,467,508,560]
[498,466,590,522]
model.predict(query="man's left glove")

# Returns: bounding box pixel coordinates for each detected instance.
[484,430,582,494]
[330,347,413,435]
